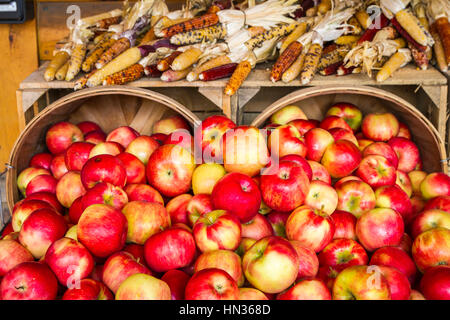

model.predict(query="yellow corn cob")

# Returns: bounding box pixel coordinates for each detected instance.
[103,63,144,85]
[171,48,203,71]
[161,67,192,82]
[430,23,448,72]
[87,47,142,87]
[335,35,360,46]
[82,38,116,73]
[347,17,363,35]
[170,25,227,45]
[55,61,69,81]
[306,6,317,17]
[44,51,70,81]
[96,37,131,70]
[245,23,297,50]
[94,32,113,45]
[355,11,371,30]
[300,43,323,85]
[280,22,307,54]
[318,46,349,70]
[392,38,407,49]
[376,49,412,82]
[282,50,307,83]
[248,27,266,37]
[65,44,87,81]
[395,9,429,46]
[271,41,303,82]
[224,61,252,96]
[187,55,232,82]
[140,27,156,44]
[318,0,331,14]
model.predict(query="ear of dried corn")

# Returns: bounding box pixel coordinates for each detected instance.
[270,41,303,82]
[187,55,232,81]
[144,64,163,77]
[430,22,448,71]
[199,63,237,81]
[140,27,157,44]
[376,48,412,82]
[161,67,192,81]
[44,51,70,82]
[281,49,307,83]
[161,13,220,38]
[300,43,323,85]
[157,51,182,71]
[95,37,131,69]
[82,38,117,72]
[395,9,433,47]
[280,22,307,54]
[346,17,363,35]
[355,10,371,29]
[66,44,87,81]
[319,61,343,75]
[74,69,97,91]
[171,48,203,70]
[103,63,145,85]
[409,42,430,70]
[224,60,252,96]
[318,0,331,14]
[96,16,122,29]
[391,17,428,52]
[318,45,350,70]
[335,35,360,46]
[435,17,450,65]
[170,24,227,45]
[245,23,297,50]
[55,61,69,81]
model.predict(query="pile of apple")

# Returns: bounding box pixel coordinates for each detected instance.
[1,101,449,300]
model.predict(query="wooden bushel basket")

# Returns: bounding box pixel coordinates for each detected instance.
[5,86,200,213]
[251,86,447,174]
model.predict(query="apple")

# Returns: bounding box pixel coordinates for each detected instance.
[241,213,273,240]
[122,201,170,245]
[81,182,128,211]
[235,238,257,257]
[362,142,398,168]
[17,167,51,196]
[267,211,289,237]
[192,163,226,195]
[146,144,195,197]
[50,154,68,179]
[29,153,53,170]
[64,142,95,171]
[370,246,417,284]
[62,279,113,300]
[164,129,194,153]
[277,279,331,300]
[317,266,339,291]
[320,116,353,132]
[153,115,190,135]
[325,102,362,131]
[67,197,82,224]
[161,269,190,300]
[328,128,358,146]
[85,130,107,144]
[89,141,124,158]
[411,196,426,217]
[195,115,236,162]
[239,288,269,300]
[150,133,167,145]
[123,243,147,266]
[124,183,164,205]
[409,289,425,300]
[375,185,413,222]
[305,180,338,215]
[0,240,33,276]
[361,113,399,142]
[308,160,331,184]
[336,180,376,218]
[25,192,63,213]
[77,121,102,135]
[286,205,335,252]
[412,228,450,272]
[424,195,450,213]
[321,140,361,178]
[243,236,299,294]
[12,199,54,232]
[396,170,413,197]
[356,208,404,252]
[260,160,310,212]
[25,174,58,196]
[125,135,159,165]
[193,210,241,252]
[106,126,139,148]
[211,172,261,223]
[332,265,391,300]
[81,154,127,189]
[102,251,151,293]
[19,208,67,259]
[290,240,319,280]
[397,233,413,253]
[187,194,213,226]
[319,238,368,273]
[409,170,427,195]
[0,262,58,300]
[420,266,450,300]
[420,172,450,200]
[116,152,146,184]
[388,137,420,173]
[184,268,239,300]
[65,225,78,240]
[77,204,128,258]
[46,121,84,155]
[0,223,13,239]
[377,265,411,300]
[268,124,307,158]
[56,171,87,208]
[115,273,171,300]
[270,105,307,125]
[411,209,450,238]
[331,210,357,240]
[279,154,312,181]
[357,139,374,151]
[356,155,396,188]
[194,250,244,286]
[45,237,94,286]
[166,194,192,225]
[287,119,317,136]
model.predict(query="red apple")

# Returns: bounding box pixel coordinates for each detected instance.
[211,172,261,223]
[375,185,413,222]
[420,266,450,300]
[46,121,84,155]
[331,210,357,240]
[25,174,58,196]
[166,194,192,225]
[11,199,54,232]
[19,208,67,259]
[84,130,106,145]
[388,137,420,173]
[411,209,450,238]
[125,135,159,165]
[305,180,338,215]
[320,116,352,132]
[64,142,95,171]
[29,153,53,170]
[45,237,94,286]
[123,244,147,266]
[317,266,339,291]
[290,240,319,280]
[319,239,368,272]
[242,236,299,294]
[397,233,413,253]
[122,201,170,245]
[270,105,307,125]
[62,279,113,300]
[396,170,413,197]
[17,167,51,196]
[279,154,312,181]
[362,142,398,168]
[187,194,213,226]
[356,155,396,188]
[268,124,307,159]
[81,182,128,211]
[50,154,68,179]
[124,183,164,205]
[377,265,411,300]
[286,205,334,252]
[77,121,102,135]
[328,128,358,146]
[81,154,127,189]
[409,170,428,195]
[115,273,171,300]
[336,180,376,218]
[362,113,399,142]
[161,269,190,300]
[308,160,331,184]
[77,204,127,258]
[370,246,417,284]
[356,208,404,252]
[0,240,33,276]
[0,262,58,300]
[304,128,334,162]
[358,138,374,151]
[325,102,362,131]
[287,119,317,136]
[26,192,63,213]
[0,223,13,239]
[184,268,239,300]
[68,197,83,224]
[153,115,190,135]
[102,251,151,293]
[321,140,361,178]
[164,129,194,153]
[239,287,269,300]
[106,126,139,148]
[412,228,450,272]
[397,122,412,139]
[235,238,257,258]
[267,211,289,238]
[420,172,450,200]
[241,213,273,240]
[277,278,331,300]
[151,133,167,145]
[89,141,124,158]
[260,160,310,212]
[194,250,244,286]
[116,152,146,184]
[56,171,86,208]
